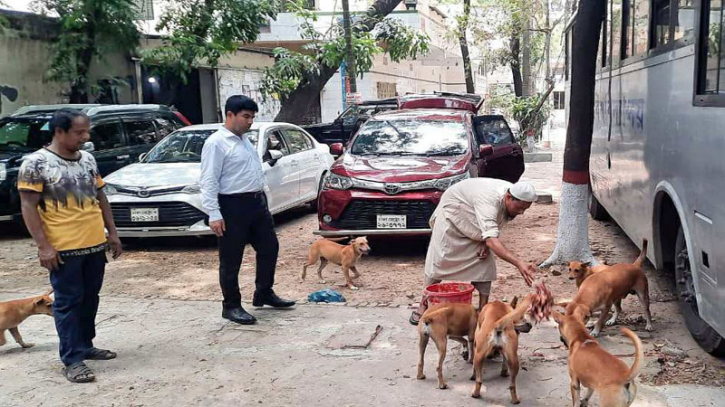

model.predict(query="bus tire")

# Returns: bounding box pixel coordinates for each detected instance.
[675,226,725,356]
[588,187,609,221]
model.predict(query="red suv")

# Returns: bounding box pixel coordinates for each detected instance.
[315,94,524,237]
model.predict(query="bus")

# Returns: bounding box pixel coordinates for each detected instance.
[569,0,725,354]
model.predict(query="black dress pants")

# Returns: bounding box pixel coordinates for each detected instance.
[218,193,279,310]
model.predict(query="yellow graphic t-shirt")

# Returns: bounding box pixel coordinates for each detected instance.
[18,149,107,252]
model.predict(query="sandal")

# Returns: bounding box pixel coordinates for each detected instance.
[409,310,423,326]
[85,347,117,360]
[64,362,96,383]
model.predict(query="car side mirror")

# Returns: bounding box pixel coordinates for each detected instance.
[82,141,95,152]
[479,144,494,157]
[268,149,284,166]
[139,153,147,162]
[330,143,344,156]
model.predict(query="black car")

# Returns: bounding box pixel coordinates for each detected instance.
[303,98,398,145]
[0,104,190,223]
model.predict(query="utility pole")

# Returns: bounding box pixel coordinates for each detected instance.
[342,0,357,94]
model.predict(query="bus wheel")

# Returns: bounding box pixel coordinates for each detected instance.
[675,226,725,355]
[588,187,609,221]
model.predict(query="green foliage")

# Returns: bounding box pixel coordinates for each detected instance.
[261,3,429,101]
[33,0,140,99]
[142,0,278,83]
[488,87,551,145]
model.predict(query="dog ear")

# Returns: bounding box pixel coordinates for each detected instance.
[552,310,563,324]
[510,296,519,309]
[574,304,591,321]
[44,288,54,296]
[581,262,592,269]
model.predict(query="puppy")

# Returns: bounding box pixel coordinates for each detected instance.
[471,295,533,404]
[417,302,478,389]
[302,237,371,290]
[565,240,652,336]
[0,289,54,349]
[554,309,643,407]
[568,262,609,288]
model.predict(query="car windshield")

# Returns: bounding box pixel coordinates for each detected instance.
[350,119,468,156]
[144,129,259,163]
[0,118,52,152]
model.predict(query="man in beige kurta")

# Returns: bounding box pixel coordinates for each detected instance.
[410,178,539,325]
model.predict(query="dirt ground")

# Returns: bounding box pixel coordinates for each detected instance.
[2,140,724,392]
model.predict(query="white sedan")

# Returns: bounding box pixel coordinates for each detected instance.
[104,123,334,237]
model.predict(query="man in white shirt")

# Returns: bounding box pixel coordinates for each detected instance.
[201,95,295,325]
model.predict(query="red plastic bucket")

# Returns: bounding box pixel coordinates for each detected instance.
[424,282,475,306]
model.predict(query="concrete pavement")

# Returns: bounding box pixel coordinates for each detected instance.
[0,292,722,407]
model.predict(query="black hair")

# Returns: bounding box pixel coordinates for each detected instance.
[225,95,259,115]
[49,109,88,135]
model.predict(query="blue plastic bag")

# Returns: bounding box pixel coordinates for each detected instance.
[308,288,346,303]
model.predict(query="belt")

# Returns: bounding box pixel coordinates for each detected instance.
[219,191,264,198]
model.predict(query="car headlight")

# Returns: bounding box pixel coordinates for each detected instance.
[104,184,118,196]
[181,183,201,194]
[0,162,6,182]
[324,173,353,190]
[433,172,470,191]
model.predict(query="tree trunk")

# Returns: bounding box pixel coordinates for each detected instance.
[510,36,523,97]
[342,0,357,93]
[459,0,475,94]
[522,18,532,96]
[274,0,403,122]
[540,0,606,268]
[70,10,99,103]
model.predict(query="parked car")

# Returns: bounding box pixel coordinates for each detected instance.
[315,96,524,237]
[104,123,334,237]
[303,98,398,145]
[0,104,190,224]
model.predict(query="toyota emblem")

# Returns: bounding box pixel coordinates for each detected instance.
[384,184,401,195]
[137,188,150,198]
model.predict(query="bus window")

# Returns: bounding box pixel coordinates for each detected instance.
[698,0,724,94]
[673,0,696,41]
[652,0,672,48]
[624,0,634,58]
[634,0,650,55]
[612,0,623,65]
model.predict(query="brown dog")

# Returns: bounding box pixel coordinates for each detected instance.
[554,309,643,407]
[568,262,609,288]
[471,295,533,404]
[417,302,477,389]
[0,289,54,349]
[301,237,371,290]
[565,240,652,336]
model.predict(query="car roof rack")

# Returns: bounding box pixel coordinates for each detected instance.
[11,104,103,116]
[86,104,170,116]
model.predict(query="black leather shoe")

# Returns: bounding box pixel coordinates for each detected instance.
[252,290,296,308]
[222,307,257,325]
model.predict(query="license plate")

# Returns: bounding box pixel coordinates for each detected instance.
[130,208,159,222]
[377,214,407,229]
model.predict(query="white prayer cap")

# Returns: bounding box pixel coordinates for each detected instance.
[509,181,537,203]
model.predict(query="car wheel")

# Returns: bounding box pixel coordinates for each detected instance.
[310,173,326,212]
[588,187,609,221]
[675,226,725,355]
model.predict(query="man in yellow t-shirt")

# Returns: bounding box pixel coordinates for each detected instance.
[18,109,122,384]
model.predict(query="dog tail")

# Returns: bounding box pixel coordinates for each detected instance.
[633,239,648,268]
[493,295,533,332]
[621,328,644,382]
[419,307,449,327]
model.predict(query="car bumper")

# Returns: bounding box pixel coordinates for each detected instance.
[314,228,432,237]
[317,188,442,236]
[108,192,211,238]
[116,222,214,238]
